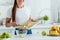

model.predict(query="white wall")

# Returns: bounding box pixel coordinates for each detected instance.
[0,5,12,18]
[0,0,14,19]
[0,0,14,5]
[0,0,54,23]
[25,0,52,20]
[22,0,52,23]
[51,0,58,23]
[51,0,60,23]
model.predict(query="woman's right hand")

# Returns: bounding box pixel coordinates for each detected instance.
[6,18,11,27]
[6,23,11,27]
[6,22,17,27]
[11,22,17,27]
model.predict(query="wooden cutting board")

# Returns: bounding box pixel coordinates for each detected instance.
[18,19,40,30]
[47,34,60,36]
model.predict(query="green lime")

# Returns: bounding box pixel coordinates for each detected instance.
[42,31,46,36]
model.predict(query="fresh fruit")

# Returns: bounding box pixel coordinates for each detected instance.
[48,26,60,36]
[43,15,49,21]
[5,33,11,38]
[58,30,60,34]
[0,38,2,40]
[51,26,59,31]
[0,32,11,38]
[0,35,1,38]
[49,30,59,35]
[58,28,60,34]
[42,31,46,36]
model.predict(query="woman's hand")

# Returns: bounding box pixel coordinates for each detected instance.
[11,22,17,27]
[6,23,11,27]
[6,22,17,27]
[29,17,37,22]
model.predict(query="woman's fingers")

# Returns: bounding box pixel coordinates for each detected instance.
[11,22,17,27]
[6,22,18,27]
[29,18,37,22]
[6,23,11,27]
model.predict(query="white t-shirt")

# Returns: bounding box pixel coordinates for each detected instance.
[7,6,31,25]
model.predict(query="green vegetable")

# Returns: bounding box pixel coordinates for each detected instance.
[42,31,46,36]
[43,16,49,21]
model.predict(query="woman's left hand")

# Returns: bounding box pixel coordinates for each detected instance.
[11,22,17,27]
[29,17,37,22]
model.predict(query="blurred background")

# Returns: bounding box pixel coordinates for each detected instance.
[0,0,60,24]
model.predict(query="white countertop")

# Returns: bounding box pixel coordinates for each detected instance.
[0,23,60,40]
[2,33,60,40]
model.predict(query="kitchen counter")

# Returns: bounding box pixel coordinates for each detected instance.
[2,35,60,40]
[0,23,60,40]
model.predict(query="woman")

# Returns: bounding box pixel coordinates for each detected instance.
[6,0,36,34]
[6,0,34,26]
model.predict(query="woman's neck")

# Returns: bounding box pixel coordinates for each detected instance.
[17,4,24,8]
